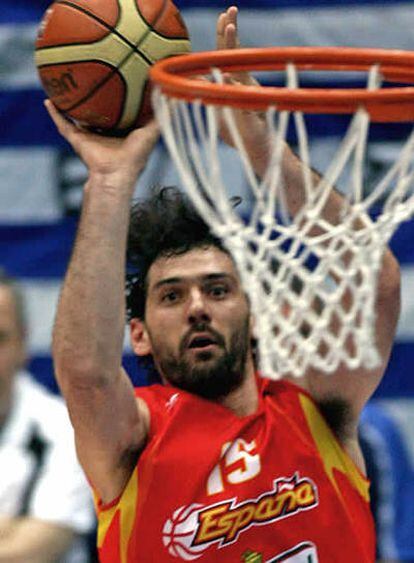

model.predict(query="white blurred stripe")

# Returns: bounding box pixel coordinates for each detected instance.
[22,280,60,354]
[21,266,414,354]
[2,3,414,90]
[0,149,62,223]
[22,280,132,354]
[0,143,253,221]
[0,24,38,90]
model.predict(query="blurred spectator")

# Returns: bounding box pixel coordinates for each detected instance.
[360,400,414,562]
[0,269,95,562]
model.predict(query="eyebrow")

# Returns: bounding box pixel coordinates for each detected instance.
[151,273,235,292]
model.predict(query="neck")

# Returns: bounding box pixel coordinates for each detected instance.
[218,362,258,417]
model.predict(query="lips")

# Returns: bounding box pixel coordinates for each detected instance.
[188,334,218,349]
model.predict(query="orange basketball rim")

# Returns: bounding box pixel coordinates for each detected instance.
[150,46,414,122]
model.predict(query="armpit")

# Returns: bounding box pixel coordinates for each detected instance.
[316,396,354,443]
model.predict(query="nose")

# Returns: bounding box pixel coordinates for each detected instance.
[187,288,211,324]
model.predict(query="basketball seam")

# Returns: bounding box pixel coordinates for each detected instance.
[37,0,189,132]
[38,59,126,129]
[55,0,188,55]
[134,0,189,41]
[54,0,152,64]
[37,0,154,131]
[51,1,153,66]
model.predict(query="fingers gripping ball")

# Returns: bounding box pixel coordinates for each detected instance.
[35,0,190,135]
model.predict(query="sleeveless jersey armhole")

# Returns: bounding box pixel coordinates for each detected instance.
[260,377,371,502]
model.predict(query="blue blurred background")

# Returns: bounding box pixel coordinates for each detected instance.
[1,1,414,559]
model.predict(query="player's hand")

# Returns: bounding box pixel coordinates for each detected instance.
[44,100,159,182]
[216,6,271,177]
[217,6,257,88]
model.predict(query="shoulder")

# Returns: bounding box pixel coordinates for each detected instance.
[134,383,176,402]
[134,383,180,416]
[260,376,310,411]
[260,377,318,430]
[134,384,181,436]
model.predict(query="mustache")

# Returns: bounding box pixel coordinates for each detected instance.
[180,323,225,353]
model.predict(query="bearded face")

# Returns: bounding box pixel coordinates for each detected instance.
[148,316,250,400]
[131,246,254,400]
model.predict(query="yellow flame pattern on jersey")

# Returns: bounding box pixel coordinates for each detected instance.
[299,393,369,503]
[96,467,139,563]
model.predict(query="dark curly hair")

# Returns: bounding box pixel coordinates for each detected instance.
[126,186,228,320]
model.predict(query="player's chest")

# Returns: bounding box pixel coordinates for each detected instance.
[136,412,346,561]
[141,407,324,521]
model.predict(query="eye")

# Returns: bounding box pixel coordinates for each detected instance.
[208,284,229,298]
[161,289,181,304]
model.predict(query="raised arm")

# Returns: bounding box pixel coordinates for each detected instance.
[217,8,401,426]
[48,102,158,503]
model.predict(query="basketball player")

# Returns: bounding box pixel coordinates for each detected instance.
[46,7,400,562]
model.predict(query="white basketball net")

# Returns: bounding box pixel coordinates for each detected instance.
[152,63,414,379]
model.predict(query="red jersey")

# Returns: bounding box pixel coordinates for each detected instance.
[96,378,375,562]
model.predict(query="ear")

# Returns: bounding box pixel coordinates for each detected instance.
[130,318,152,357]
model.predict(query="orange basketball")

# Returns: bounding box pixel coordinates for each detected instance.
[35,0,191,135]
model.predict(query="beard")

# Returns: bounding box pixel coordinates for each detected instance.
[150,318,251,401]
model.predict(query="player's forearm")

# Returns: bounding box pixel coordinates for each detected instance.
[280,144,347,224]
[0,517,74,563]
[53,171,135,389]
[280,141,400,350]
[250,134,352,226]
[281,145,399,274]
[251,137,400,322]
